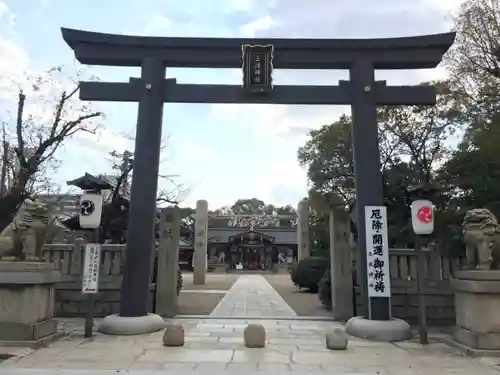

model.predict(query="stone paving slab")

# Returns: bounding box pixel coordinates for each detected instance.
[2,275,497,374]
[210,275,297,318]
[178,315,336,321]
[2,318,500,374]
[181,290,228,294]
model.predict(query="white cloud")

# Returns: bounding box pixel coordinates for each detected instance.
[0,37,29,80]
[143,13,171,34]
[211,104,341,140]
[423,0,462,14]
[1,0,462,209]
[0,4,26,82]
[179,153,308,209]
[0,1,15,29]
[0,5,117,188]
[0,1,8,18]
[226,0,255,12]
[205,0,457,206]
[73,128,133,155]
[240,16,274,37]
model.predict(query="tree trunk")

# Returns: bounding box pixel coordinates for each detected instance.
[0,141,8,197]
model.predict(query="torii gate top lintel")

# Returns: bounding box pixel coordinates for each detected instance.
[61,27,455,70]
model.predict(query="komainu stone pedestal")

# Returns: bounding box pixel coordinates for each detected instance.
[452,270,500,356]
[0,262,61,348]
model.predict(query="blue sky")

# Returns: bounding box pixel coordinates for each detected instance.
[0,0,461,209]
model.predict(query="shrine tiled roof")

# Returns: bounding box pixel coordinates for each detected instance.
[207,215,297,229]
[66,173,114,191]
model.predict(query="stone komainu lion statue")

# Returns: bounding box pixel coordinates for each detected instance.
[0,199,51,261]
[462,208,500,270]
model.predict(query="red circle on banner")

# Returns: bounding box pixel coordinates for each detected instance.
[417,206,433,224]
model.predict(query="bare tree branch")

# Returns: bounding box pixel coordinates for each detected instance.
[1,66,104,210]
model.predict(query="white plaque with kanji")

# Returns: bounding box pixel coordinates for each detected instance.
[364,206,391,298]
[82,243,101,294]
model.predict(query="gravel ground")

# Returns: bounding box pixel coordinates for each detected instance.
[264,274,333,317]
[177,273,333,317]
[177,273,239,315]
[181,273,239,291]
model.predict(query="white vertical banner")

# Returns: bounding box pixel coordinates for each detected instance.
[364,206,391,298]
[82,243,101,294]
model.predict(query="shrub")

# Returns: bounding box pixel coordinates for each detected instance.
[311,248,329,258]
[290,256,329,292]
[318,269,332,308]
[288,262,298,274]
[290,261,301,285]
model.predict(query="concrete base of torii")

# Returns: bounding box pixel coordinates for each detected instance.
[98,314,165,335]
[345,316,412,342]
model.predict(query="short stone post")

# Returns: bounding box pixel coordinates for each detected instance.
[296,199,311,261]
[244,324,266,348]
[325,327,348,350]
[0,262,61,347]
[155,207,181,318]
[194,199,208,285]
[163,323,185,347]
[329,208,354,321]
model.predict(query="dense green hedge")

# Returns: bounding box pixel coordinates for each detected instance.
[290,256,329,292]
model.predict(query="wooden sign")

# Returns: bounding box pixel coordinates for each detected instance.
[364,206,391,299]
[241,44,274,93]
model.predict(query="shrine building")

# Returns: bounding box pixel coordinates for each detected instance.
[181,213,298,271]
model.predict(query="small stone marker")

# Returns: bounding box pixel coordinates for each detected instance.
[325,327,348,350]
[162,324,184,347]
[244,324,266,348]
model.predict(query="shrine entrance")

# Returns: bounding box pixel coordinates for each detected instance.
[228,230,275,270]
[61,28,455,322]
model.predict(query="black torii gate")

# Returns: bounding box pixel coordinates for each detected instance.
[61,28,455,322]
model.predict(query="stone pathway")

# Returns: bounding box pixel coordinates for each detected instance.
[181,289,228,294]
[2,276,500,374]
[210,275,297,318]
[2,318,500,374]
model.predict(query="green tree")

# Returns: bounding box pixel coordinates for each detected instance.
[429,0,500,256]
[441,117,500,213]
[307,190,347,253]
[437,111,500,256]
[273,204,296,214]
[179,207,195,241]
[297,115,355,208]
[227,198,296,215]
[378,82,460,182]
[230,198,266,214]
[446,0,500,109]
[298,89,459,247]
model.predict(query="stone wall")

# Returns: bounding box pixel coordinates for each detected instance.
[354,281,456,326]
[42,242,156,317]
[43,241,462,324]
[354,249,464,326]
